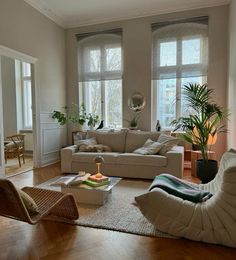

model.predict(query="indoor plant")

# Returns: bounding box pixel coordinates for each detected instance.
[171,83,228,183]
[52,103,87,130]
[87,113,99,130]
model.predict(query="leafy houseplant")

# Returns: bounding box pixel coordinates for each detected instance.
[171,83,228,183]
[87,113,99,129]
[125,112,140,130]
[52,103,89,130]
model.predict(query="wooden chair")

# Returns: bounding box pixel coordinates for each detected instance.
[0,179,79,224]
[4,134,25,167]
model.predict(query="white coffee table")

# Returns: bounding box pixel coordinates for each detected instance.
[38,175,122,206]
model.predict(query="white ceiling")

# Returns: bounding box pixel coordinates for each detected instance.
[24,0,230,28]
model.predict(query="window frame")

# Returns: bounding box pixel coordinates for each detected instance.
[78,33,123,129]
[152,23,208,130]
[21,62,33,130]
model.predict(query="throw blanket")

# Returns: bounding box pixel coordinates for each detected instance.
[149,174,213,203]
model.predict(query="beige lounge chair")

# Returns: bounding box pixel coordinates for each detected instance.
[0,179,79,224]
[135,149,236,248]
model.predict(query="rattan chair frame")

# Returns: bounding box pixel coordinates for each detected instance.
[4,134,25,167]
[0,179,79,224]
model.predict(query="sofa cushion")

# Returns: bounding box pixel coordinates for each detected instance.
[75,137,97,147]
[72,152,120,164]
[79,144,112,152]
[157,134,179,155]
[117,153,167,167]
[87,130,126,152]
[125,131,161,152]
[133,139,163,155]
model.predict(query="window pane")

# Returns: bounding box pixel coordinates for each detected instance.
[106,47,121,71]
[87,49,101,72]
[105,80,122,128]
[22,62,31,77]
[182,38,200,65]
[156,78,176,128]
[160,41,176,66]
[23,80,32,128]
[84,81,102,119]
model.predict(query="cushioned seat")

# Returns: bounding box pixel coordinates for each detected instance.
[61,130,184,178]
[117,153,167,167]
[135,149,236,248]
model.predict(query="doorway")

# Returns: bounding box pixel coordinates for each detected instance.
[0,45,40,177]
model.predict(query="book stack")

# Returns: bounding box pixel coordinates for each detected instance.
[84,174,110,187]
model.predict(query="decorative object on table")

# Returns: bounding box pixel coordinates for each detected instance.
[93,156,105,175]
[155,120,161,131]
[88,174,109,183]
[171,83,229,183]
[127,92,146,129]
[50,173,91,187]
[52,103,100,130]
[84,179,111,187]
[96,120,104,130]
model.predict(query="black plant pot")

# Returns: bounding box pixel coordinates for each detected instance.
[196,159,218,184]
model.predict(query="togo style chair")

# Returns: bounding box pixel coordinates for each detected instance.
[0,179,79,224]
[135,149,236,248]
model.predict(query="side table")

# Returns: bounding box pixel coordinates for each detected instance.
[191,150,216,177]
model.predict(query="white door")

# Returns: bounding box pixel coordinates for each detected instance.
[0,56,5,177]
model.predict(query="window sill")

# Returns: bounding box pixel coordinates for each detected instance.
[20,129,33,133]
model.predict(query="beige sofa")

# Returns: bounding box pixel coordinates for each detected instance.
[61,130,184,179]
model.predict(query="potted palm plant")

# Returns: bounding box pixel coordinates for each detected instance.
[171,83,228,183]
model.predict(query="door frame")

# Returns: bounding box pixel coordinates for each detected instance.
[0,45,41,176]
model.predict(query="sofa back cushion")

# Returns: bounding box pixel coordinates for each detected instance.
[87,130,126,152]
[125,131,161,153]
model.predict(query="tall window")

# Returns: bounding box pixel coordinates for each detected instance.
[152,18,208,129]
[22,62,32,129]
[78,32,123,128]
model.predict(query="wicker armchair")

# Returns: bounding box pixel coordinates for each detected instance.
[0,179,79,224]
[4,134,25,167]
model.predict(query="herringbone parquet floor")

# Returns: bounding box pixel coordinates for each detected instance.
[0,163,235,260]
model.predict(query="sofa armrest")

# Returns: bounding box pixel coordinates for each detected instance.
[61,145,78,173]
[165,146,184,178]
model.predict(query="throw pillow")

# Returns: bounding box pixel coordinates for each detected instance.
[79,144,112,152]
[17,188,39,215]
[133,139,163,155]
[157,134,179,155]
[74,137,97,147]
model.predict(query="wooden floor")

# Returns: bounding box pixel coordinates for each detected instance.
[5,156,33,177]
[0,164,235,260]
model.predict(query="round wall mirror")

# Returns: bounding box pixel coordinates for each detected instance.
[128,92,146,112]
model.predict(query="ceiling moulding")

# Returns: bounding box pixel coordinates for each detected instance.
[66,0,230,28]
[24,0,230,29]
[24,0,66,28]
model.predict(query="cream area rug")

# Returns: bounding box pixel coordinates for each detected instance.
[71,179,176,239]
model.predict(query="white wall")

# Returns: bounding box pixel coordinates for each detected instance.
[66,5,229,160]
[0,0,67,165]
[228,0,236,149]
